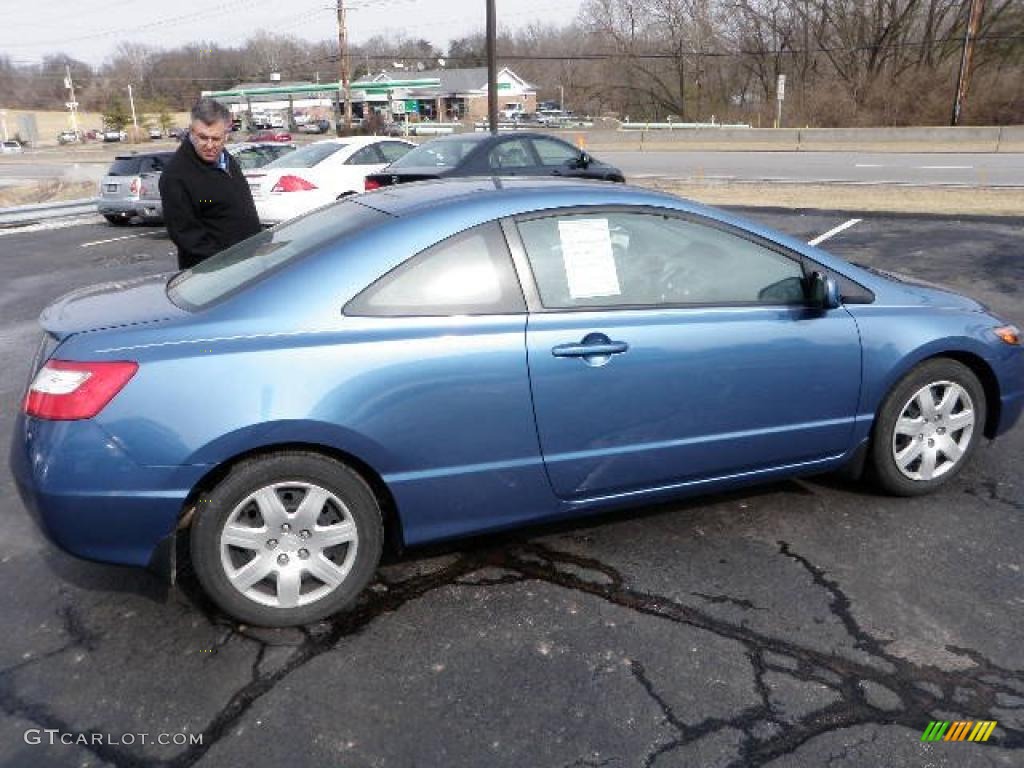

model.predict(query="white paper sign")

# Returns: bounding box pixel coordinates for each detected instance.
[558,219,621,299]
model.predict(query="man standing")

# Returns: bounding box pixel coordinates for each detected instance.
[160,98,260,269]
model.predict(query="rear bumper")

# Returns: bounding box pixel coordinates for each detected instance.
[97,199,140,216]
[134,198,163,222]
[8,412,206,571]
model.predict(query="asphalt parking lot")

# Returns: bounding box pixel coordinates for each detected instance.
[0,209,1021,768]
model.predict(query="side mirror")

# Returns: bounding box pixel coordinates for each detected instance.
[570,152,592,169]
[808,270,841,310]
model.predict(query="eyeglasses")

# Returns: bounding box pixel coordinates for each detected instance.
[192,132,226,146]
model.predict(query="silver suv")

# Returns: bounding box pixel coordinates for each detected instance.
[135,142,296,225]
[97,152,174,225]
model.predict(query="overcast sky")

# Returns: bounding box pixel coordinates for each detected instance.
[1,0,583,68]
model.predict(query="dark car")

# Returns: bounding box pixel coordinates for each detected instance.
[364,132,625,190]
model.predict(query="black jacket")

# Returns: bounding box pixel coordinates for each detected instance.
[159,139,261,269]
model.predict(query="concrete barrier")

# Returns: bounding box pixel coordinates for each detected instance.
[997,125,1024,153]
[796,126,1000,153]
[574,125,1022,153]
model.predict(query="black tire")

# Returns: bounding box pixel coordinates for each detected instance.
[869,359,985,496]
[191,452,383,626]
[103,214,131,226]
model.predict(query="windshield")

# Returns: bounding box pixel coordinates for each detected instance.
[388,138,479,170]
[167,200,390,310]
[263,142,344,169]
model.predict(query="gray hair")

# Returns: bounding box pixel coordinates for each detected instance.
[190,97,231,126]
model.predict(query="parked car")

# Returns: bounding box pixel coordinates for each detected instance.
[102,128,126,142]
[58,130,81,145]
[248,129,292,143]
[97,151,174,225]
[147,127,163,140]
[246,136,413,226]
[299,119,331,134]
[1,139,24,153]
[11,179,1023,627]
[135,142,298,224]
[364,133,624,190]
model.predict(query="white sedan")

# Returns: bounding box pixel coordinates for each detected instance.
[246,136,414,226]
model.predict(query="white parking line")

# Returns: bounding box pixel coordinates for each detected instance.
[80,231,159,248]
[854,163,883,168]
[919,165,972,170]
[808,218,862,246]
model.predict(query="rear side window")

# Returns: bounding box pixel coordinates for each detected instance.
[345,222,525,317]
[347,145,383,165]
[378,142,412,162]
[265,142,343,169]
[388,138,478,169]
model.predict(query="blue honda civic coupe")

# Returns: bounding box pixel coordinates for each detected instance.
[11,178,1023,626]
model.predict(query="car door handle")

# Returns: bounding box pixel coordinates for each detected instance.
[552,341,629,358]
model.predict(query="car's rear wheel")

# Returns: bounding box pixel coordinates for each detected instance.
[191,452,383,626]
[869,359,985,496]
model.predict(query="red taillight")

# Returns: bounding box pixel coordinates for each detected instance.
[129,176,140,195]
[271,175,317,193]
[364,178,382,191]
[24,360,138,420]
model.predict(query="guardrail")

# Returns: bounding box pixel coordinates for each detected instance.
[0,197,97,228]
[620,121,751,131]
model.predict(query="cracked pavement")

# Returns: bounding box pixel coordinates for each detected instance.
[0,209,1021,767]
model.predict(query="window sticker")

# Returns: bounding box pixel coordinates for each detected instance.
[558,218,621,299]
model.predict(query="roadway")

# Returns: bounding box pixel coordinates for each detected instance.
[602,150,1024,187]
[2,149,1024,192]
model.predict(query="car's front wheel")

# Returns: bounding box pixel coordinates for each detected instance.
[869,358,985,496]
[191,452,383,626]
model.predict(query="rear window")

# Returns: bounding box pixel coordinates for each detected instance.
[264,142,343,169]
[166,200,389,310]
[107,154,170,175]
[388,138,479,170]
[108,157,143,175]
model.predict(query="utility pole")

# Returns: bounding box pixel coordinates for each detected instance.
[63,63,78,137]
[951,0,986,126]
[127,83,139,137]
[336,0,352,134]
[486,0,497,134]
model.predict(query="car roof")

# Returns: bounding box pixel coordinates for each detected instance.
[422,132,569,145]
[357,177,697,220]
[308,136,411,147]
